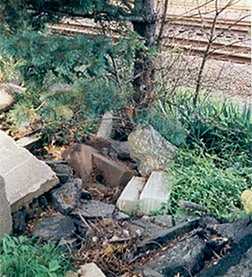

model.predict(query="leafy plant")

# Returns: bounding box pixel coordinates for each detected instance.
[169,149,252,219]
[0,236,71,277]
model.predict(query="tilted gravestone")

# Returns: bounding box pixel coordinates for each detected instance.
[0,130,58,212]
[0,175,12,239]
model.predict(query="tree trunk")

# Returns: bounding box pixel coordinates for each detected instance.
[132,0,156,106]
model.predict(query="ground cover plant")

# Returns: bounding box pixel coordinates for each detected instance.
[136,92,252,219]
[0,236,71,277]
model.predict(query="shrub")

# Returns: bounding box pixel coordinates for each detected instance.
[0,236,71,277]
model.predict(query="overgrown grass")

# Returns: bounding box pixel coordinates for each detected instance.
[0,236,71,277]
[169,149,251,219]
[136,92,252,218]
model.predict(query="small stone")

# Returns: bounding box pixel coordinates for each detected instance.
[73,200,115,219]
[97,111,113,139]
[241,189,252,214]
[65,271,78,277]
[46,160,73,184]
[32,214,76,244]
[63,144,98,181]
[0,84,15,112]
[128,125,177,176]
[139,171,171,215]
[92,153,134,187]
[12,208,28,234]
[149,215,173,228]
[116,177,146,215]
[0,176,12,239]
[51,178,83,215]
[80,263,106,277]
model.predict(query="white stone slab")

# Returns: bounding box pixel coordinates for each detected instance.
[0,130,58,212]
[0,176,12,239]
[116,176,146,215]
[139,171,171,215]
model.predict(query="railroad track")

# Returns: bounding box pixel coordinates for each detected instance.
[48,21,251,64]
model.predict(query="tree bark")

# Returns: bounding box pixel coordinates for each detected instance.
[132,0,156,106]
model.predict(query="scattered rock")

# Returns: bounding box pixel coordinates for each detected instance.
[223,247,252,277]
[209,217,252,244]
[92,153,134,187]
[137,218,199,254]
[0,176,12,239]
[79,263,106,277]
[116,176,146,215]
[139,171,171,215]
[179,200,208,212]
[12,208,28,234]
[0,131,59,212]
[148,215,173,228]
[51,178,84,215]
[46,160,73,184]
[0,87,14,112]
[128,125,177,176]
[48,83,73,94]
[145,235,206,277]
[63,144,98,181]
[97,111,114,139]
[142,269,163,277]
[33,214,76,244]
[73,200,115,219]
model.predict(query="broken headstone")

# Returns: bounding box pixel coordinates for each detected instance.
[116,176,145,215]
[97,111,113,139]
[0,131,58,212]
[128,125,177,176]
[63,144,98,181]
[0,176,12,239]
[92,153,134,187]
[139,171,171,215]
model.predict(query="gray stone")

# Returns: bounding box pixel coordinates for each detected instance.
[97,111,113,139]
[0,87,14,112]
[46,160,73,184]
[48,83,72,94]
[33,214,76,244]
[79,263,106,277]
[142,269,163,277]
[145,235,206,277]
[73,200,115,219]
[0,131,59,212]
[139,171,171,215]
[52,178,83,215]
[137,218,199,254]
[0,176,12,239]
[148,215,173,228]
[128,125,177,176]
[116,176,145,215]
[224,248,252,277]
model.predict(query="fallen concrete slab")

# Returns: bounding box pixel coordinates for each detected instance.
[0,130,58,212]
[139,171,171,215]
[116,176,146,215]
[0,175,12,239]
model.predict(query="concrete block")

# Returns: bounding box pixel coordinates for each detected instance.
[116,176,146,214]
[0,130,58,212]
[139,171,171,215]
[92,153,134,187]
[97,111,113,139]
[79,263,106,277]
[0,176,12,239]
